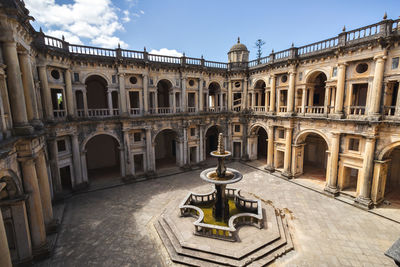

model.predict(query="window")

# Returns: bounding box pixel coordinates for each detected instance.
[51,69,60,79]
[190,128,195,136]
[356,63,368,74]
[392,57,399,69]
[112,75,116,84]
[189,80,195,86]
[223,82,227,88]
[134,132,141,142]
[281,75,288,83]
[348,138,360,151]
[332,67,337,77]
[130,76,137,84]
[234,125,241,133]
[298,72,303,81]
[278,129,285,139]
[73,72,79,82]
[57,139,66,152]
[235,81,241,88]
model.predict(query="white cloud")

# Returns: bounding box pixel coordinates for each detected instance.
[149,48,183,57]
[25,0,129,48]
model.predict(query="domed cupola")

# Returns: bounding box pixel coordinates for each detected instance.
[228,37,249,63]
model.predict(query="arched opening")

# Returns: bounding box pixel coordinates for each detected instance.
[253,80,266,108]
[257,127,268,161]
[85,75,108,110]
[297,132,328,187]
[383,146,400,206]
[75,90,84,115]
[85,134,121,185]
[205,125,221,157]
[154,129,178,170]
[306,72,327,112]
[208,82,221,110]
[157,80,172,108]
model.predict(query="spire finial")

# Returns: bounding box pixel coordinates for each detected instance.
[39,27,43,33]
[342,25,346,32]
[144,46,146,52]
[291,42,294,48]
[62,35,65,41]
[217,133,225,154]
[237,37,240,43]
[383,11,387,20]
[118,43,120,49]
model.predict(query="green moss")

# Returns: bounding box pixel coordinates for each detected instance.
[196,199,240,227]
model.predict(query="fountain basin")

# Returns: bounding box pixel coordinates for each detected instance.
[200,168,243,184]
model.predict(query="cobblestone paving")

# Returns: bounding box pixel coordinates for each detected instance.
[36,162,400,267]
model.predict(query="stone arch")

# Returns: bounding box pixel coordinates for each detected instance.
[293,129,330,184]
[81,131,122,152]
[378,141,400,160]
[82,72,111,85]
[248,122,268,136]
[152,127,180,143]
[252,78,267,89]
[206,81,222,89]
[304,69,330,83]
[248,123,269,161]
[154,128,180,169]
[155,78,174,89]
[205,124,224,157]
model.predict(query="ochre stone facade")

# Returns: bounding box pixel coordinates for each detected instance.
[1,1,400,265]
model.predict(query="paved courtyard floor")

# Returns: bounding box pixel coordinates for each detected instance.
[36,161,400,266]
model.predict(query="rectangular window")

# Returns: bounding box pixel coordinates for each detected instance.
[332,67,337,77]
[234,125,241,133]
[348,138,360,152]
[112,75,116,84]
[279,129,285,139]
[73,72,79,82]
[190,128,195,136]
[57,139,66,152]
[298,72,303,81]
[133,132,141,142]
[392,57,399,69]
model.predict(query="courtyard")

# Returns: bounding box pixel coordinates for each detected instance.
[34,161,400,267]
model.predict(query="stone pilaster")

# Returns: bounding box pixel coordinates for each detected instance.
[35,151,57,232]
[287,70,296,113]
[20,158,49,257]
[181,77,187,112]
[270,75,276,113]
[71,133,83,186]
[332,62,347,118]
[355,136,376,209]
[325,132,340,195]
[118,73,128,116]
[282,127,293,178]
[368,55,387,120]
[265,126,275,172]
[48,138,62,195]
[0,183,12,267]
[64,69,74,117]
[2,42,33,134]
[142,74,149,114]
[38,65,54,121]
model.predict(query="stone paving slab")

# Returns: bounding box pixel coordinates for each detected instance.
[35,162,400,266]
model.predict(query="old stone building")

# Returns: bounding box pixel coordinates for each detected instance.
[1,0,400,266]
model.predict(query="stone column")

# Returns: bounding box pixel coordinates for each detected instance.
[143,74,149,114]
[368,55,386,118]
[145,128,154,172]
[308,88,314,108]
[287,70,296,113]
[371,159,390,205]
[181,77,187,112]
[282,127,292,177]
[72,133,82,186]
[199,125,204,161]
[35,151,55,229]
[333,62,347,117]
[118,73,128,116]
[251,92,255,109]
[82,89,88,116]
[0,187,12,267]
[3,42,33,134]
[243,78,248,110]
[107,90,113,114]
[227,80,232,111]
[123,131,133,176]
[18,51,40,125]
[270,75,276,113]
[20,158,48,254]
[80,151,89,183]
[266,126,275,171]
[183,127,188,165]
[38,65,54,121]
[325,132,340,195]
[395,82,400,116]
[119,147,126,177]
[301,88,307,114]
[324,86,330,115]
[264,89,268,112]
[355,136,375,209]
[48,138,62,195]
[172,91,176,113]
[65,69,74,117]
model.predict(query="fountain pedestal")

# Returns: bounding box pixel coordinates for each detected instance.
[213,184,229,221]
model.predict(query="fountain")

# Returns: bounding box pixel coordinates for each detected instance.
[155,132,294,266]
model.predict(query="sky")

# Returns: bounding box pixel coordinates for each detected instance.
[25,0,400,62]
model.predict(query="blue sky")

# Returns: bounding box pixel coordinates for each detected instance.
[26,0,400,62]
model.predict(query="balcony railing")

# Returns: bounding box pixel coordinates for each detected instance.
[232,106,241,112]
[296,106,302,113]
[130,108,141,116]
[188,107,197,113]
[384,106,396,117]
[305,106,325,114]
[279,106,288,113]
[53,109,66,118]
[252,106,265,113]
[348,106,366,115]
[87,109,113,117]
[37,18,399,70]
[77,109,85,117]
